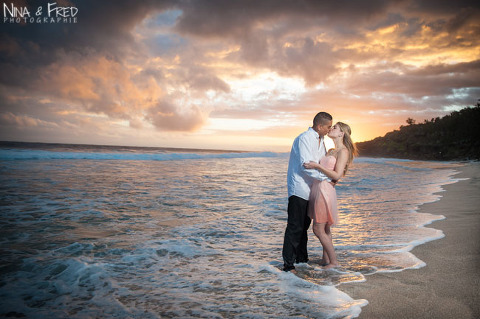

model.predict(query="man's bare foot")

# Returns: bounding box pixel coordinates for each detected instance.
[323,263,339,270]
[319,259,329,267]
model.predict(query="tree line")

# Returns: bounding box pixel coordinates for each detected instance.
[356,105,480,161]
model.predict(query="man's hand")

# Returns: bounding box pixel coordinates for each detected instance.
[303,161,319,169]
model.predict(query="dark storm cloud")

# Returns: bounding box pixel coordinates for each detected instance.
[174,0,395,38]
[0,0,206,133]
[172,0,396,84]
[1,0,173,60]
[406,0,480,14]
[1,0,480,144]
[0,0,161,94]
[172,0,476,43]
[410,60,480,77]
[346,60,480,99]
[173,0,480,86]
[2,0,478,90]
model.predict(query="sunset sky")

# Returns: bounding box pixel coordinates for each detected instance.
[1,0,479,151]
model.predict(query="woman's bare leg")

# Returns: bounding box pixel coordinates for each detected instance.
[320,224,332,265]
[313,223,338,269]
[321,251,330,266]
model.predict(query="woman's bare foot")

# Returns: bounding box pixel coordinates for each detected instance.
[320,258,330,267]
[323,263,339,270]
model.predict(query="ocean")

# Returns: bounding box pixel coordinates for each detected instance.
[0,142,462,318]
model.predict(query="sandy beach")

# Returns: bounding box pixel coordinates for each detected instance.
[341,161,480,318]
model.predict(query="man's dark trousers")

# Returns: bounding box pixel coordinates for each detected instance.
[282,195,311,271]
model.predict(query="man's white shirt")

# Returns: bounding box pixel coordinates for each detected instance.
[287,127,328,200]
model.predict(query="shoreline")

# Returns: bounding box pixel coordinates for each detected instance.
[341,161,480,318]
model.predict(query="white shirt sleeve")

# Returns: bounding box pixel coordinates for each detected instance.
[298,134,328,181]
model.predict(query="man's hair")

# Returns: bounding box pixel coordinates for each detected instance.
[313,112,332,126]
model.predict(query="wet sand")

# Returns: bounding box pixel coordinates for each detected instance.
[341,161,480,319]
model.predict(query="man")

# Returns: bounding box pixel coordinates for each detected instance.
[282,112,332,272]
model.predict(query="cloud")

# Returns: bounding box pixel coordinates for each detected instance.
[272,37,338,85]
[147,100,204,131]
[174,0,395,38]
[343,60,480,99]
[1,0,479,148]
[173,0,480,87]
[1,0,173,60]
[0,0,234,137]
[175,66,231,93]
[0,111,53,128]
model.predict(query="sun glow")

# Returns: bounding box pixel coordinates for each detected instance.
[225,71,306,102]
[204,118,279,132]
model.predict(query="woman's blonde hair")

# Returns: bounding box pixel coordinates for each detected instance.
[336,122,358,175]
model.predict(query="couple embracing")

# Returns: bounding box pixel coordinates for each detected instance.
[282,112,357,272]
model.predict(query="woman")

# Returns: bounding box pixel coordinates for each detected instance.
[303,122,358,269]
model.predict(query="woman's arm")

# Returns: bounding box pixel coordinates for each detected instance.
[303,149,349,181]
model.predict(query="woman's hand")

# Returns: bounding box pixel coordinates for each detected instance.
[303,161,319,169]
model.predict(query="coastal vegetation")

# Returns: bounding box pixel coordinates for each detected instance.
[357,105,480,161]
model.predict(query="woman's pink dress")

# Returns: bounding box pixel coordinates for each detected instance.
[308,155,338,225]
